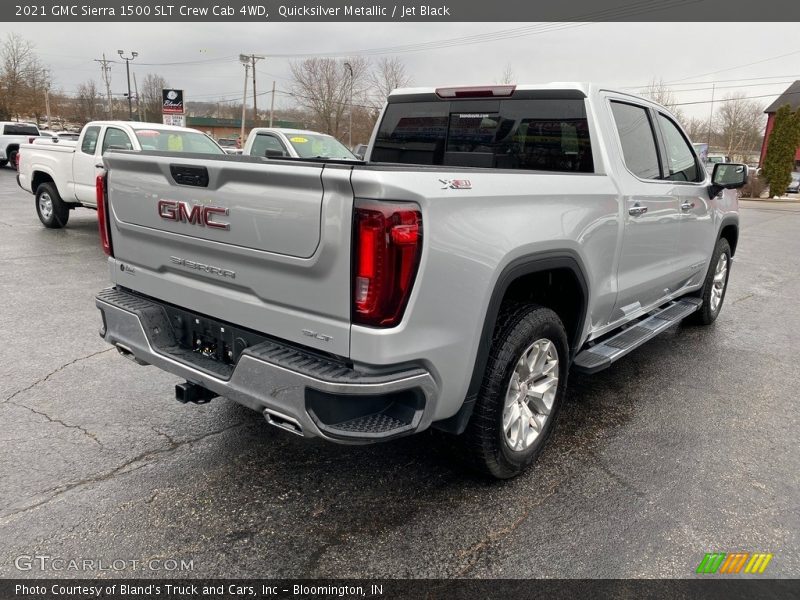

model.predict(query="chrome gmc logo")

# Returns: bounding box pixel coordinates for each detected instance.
[157,200,230,230]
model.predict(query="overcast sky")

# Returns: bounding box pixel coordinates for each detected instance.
[7,22,800,120]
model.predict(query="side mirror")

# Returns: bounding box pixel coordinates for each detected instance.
[264,148,286,158]
[709,163,747,198]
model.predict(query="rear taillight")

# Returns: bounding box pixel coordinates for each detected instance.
[353,201,422,328]
[95,173,113,256]
[15,151,20,170]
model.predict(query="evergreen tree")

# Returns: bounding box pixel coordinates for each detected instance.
[763,104,800,197]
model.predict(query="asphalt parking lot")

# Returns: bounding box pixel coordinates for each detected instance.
[0,166,797,579]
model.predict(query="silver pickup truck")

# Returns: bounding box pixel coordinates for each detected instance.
[95,83,746,478]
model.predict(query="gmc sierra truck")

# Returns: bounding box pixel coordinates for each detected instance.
[94,83,746,478]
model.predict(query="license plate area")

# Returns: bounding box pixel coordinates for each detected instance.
[163,305,266,368]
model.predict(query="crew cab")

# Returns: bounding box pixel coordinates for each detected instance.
[243,127,357,160]
[18,121,225,228]
[0,121,40,169]
[94,83,746,478]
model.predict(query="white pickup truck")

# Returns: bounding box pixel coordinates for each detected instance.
[0,121,41,169]
[18,120,226,228]
[243,127,357,160]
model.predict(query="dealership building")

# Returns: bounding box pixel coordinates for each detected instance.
[759,80,800,169]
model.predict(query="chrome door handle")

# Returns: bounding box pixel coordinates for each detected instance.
[628,205,648,216]
[681,201,695,211]
[95,164,104,168]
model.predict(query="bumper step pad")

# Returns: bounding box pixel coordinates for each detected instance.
[573,297,702,374]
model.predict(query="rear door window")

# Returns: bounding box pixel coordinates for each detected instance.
[609,101,661,180]
[372,97,593,172]
[81,126,100,155]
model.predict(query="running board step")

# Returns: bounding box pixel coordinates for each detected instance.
[573,298,702,374]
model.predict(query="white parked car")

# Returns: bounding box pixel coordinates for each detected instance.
[17,120,226,228]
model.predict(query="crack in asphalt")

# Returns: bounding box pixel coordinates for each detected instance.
[0,421,252,522]
[6,400,103,446]
[1,348,114,406]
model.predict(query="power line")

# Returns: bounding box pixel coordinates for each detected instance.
[251,0,699,58]
[670,89,800,107]
[621,73,800,90]
[665,49,800,84]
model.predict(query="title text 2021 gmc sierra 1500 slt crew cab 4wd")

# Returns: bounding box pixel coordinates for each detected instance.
[93,83,746,478]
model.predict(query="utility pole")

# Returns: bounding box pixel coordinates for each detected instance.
[44,88,51,127]
[707,83,715,148]
[269,81,275,127]
[117,49,138,120]
[133,71,142,121]
[94,53,114,118]
[240,60,249,144]
[344,62,354,148]
[240,54,264,126]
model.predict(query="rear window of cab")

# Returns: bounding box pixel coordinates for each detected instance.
[372,97,593,173]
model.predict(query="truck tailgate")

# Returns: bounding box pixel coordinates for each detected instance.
[102,152,354,357]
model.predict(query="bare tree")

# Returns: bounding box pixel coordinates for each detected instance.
[139,73,169,123]
[497,63,515,84]
[0,33,38,120]
[640,78,685,123]
[682,116,707,142]
[24,63,50,125]
[75,80,100,124]
[289,56,369,138]
[368,56,412,108]
[714,93,766,162]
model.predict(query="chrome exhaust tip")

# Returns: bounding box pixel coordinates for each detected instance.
[263,409,304,436]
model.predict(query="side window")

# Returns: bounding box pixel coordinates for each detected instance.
[81,126,100,155]
[657,114,703,182]
[610,101,661,180]
[101,127,133,153]
[251,134,287,157]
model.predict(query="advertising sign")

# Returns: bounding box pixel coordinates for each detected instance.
[162,89,184,114]
[162,114,186,127]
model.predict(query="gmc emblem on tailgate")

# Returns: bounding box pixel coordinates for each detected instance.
[157,200,230,230]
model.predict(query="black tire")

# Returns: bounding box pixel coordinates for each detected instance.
[7,150,17,170]
[0,159,7,168]
[458,303,569,479]
[687,238,731,326]
[35,182,70,229]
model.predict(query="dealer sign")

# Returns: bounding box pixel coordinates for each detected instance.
[162,89,184,114]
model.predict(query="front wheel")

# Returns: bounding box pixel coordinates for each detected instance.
[687,238,731,326]
[459,304,569,479]
[35,182,70,229]
[7,150,17,170]
[0,159,7,168]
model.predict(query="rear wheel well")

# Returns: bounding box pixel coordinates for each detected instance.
[501,267,585,353]
[32,171,55,193]
[719,223,738,256]
[433,258,588,436]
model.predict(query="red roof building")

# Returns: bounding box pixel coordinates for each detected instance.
[759,80,800,168]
